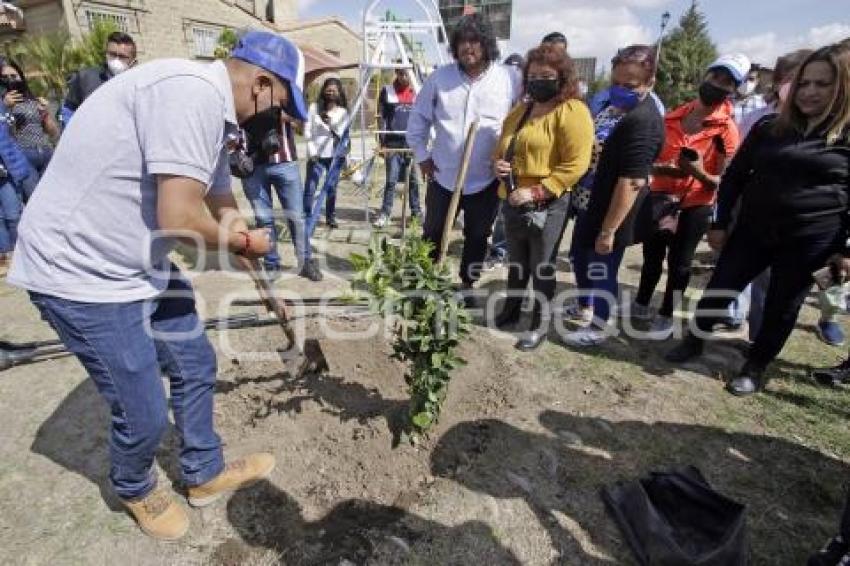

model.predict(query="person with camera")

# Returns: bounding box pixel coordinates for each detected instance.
[491,43,593,351]
[666,44,850,396]
[239,64,320,281]
[563,45,665,347]
[7,31,310,539]
[631,54,746,341]
[304,77,349,230]
[0,57,59,201]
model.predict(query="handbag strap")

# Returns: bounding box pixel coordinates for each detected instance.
[504,102,535,164]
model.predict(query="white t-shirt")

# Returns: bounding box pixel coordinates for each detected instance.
[304,103,348,159]
[9,59,237,302]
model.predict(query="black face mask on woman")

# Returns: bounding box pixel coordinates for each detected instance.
[527,78,561,103]
[698,81,731,107]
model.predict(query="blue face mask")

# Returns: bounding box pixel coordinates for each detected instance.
[609,84,641,111]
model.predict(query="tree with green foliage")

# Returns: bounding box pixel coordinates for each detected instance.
[214,28,238,59]
[655,0,718,109]
[351,232,471,445]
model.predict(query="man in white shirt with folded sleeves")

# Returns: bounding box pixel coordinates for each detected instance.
[406,12,520,306]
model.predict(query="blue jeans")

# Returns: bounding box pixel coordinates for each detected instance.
[573,246,626,325]
[21,146,52,201]
[380,152,421,216]
[242,161,309,268]
[304,157,343,232]
[488,200,508,261]
[29,274,224,500]
[0,180,22,253]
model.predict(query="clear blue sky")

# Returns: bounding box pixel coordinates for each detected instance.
[298,0,849,69]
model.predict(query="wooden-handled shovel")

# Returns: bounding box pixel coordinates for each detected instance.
[245,261,329,376]
[438,120,480,267]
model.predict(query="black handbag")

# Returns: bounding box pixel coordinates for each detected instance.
[649,192,682,234]
[602,466,748,566]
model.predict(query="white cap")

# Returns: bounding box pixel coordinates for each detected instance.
[707,53,751,85]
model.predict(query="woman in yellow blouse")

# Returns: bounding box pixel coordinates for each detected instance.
[492,44,594,351]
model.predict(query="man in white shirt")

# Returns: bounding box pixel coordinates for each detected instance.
[406,13,520,304]
[8,31,306,541]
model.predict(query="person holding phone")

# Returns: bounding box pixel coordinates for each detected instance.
[0,58,59,201]
[666,44,850,396]
[631,55,745,340]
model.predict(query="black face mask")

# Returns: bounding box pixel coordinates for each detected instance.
[527,78,560,103]
[0,78,26,95]
[698,81,730,107]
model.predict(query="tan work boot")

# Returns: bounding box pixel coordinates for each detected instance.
[122,488,189,541]
[187,452,276,508]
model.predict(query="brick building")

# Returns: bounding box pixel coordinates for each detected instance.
[0,1,360,70]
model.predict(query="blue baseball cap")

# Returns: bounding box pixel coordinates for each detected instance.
[231,30,308,121]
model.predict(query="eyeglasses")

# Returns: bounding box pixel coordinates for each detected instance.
[0,74,20,81]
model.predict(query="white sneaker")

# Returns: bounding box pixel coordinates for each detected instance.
[563,326,608,347]
[644,316,674,341]
[561,303,594,324]
[373,214,389,228]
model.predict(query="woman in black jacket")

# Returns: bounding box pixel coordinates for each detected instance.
[666,44,850,396]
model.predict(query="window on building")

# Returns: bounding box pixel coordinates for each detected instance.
[192,27,221,59]
[83,8,131,33]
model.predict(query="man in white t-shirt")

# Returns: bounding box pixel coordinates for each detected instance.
[8,31,308,541]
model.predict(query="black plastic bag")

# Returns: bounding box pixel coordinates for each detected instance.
[601,466,747,566]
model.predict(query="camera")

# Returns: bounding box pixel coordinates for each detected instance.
[260,130,282,159]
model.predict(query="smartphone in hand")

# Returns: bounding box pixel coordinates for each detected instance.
[679,147,699,162]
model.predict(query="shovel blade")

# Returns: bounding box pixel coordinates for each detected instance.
[276,337,329,378]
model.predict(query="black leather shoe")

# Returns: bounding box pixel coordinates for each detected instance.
[516,330,546,351]
[455,284,479,310]
[727,363,766,397]
[664,334,704,363]
[327,218,339,229]
[299,259,324,282]
[813,359,850,387]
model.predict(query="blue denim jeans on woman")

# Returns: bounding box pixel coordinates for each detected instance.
[20,146,52,201]
[304,157,345,235]
[379,152,421,217]
[0,180,22,253]
[29,273,225,500]
[242,161,309,269]
[572,246,626,325]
